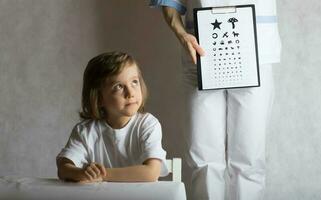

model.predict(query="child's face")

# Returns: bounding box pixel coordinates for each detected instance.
[100,64,143,120]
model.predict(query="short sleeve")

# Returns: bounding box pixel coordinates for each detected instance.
[149,0,187,15]
[56,125,89,168]
[139,119,169,177]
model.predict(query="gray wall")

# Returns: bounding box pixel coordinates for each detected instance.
[0,0,320,199]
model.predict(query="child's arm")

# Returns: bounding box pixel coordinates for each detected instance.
[57,157,161,182]
[57,157,106,183]
[103,158,161,182]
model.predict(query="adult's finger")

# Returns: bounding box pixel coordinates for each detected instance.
[188,36,205,56]
[186,42,197,64]
[192,42,205,56]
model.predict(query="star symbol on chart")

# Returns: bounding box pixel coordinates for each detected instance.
[211,19,222,30]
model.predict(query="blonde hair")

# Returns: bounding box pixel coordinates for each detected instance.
[79,51,148,120]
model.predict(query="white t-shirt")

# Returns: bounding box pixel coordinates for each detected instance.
[57,112,169,177]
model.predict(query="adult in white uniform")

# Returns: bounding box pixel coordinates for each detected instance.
[150,0,281,200]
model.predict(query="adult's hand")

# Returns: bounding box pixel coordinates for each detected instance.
[162,6,205,64]
[178,32,205,64]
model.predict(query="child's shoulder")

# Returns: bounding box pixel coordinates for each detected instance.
[72,119,102,137]
[135,112,161,129]
[74,118,97,128]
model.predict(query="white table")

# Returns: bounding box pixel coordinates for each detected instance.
[0,176,186,200]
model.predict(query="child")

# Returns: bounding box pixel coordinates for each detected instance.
[56,51,168,183]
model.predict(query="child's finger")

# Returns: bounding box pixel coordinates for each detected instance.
[96,163,107,177]
[86,167,97,179]
[90,163,101,176]
[78,179,90,184]
[84,170,94,180]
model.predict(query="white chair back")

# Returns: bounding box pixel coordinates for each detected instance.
[165,158,182,182]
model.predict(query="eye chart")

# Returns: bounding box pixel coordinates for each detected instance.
[194,5,260,90]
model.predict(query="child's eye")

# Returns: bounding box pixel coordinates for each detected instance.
[113,84,124,91]
[132,79,140,86]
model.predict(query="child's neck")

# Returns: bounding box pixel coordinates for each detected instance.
[105,115,132,129]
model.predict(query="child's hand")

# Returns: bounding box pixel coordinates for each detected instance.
[79,162,107,183]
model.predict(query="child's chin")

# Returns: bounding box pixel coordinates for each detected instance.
[123,109,139,116]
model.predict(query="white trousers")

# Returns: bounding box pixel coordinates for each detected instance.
[181,64,274,200]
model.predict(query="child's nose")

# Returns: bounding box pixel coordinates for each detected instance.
[125,86,135,98]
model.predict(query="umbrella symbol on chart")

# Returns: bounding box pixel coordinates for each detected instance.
[228,17,238,29]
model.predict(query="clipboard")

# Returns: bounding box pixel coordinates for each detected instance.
[193,4,260,90]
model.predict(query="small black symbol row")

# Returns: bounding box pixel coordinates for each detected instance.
[214,57,241,61]
[214,65,242,70]
[212,31,240,39]
[214,62,242,66]
[213,47,241,53]
[213,40,240,45]
[211,18,239,30]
